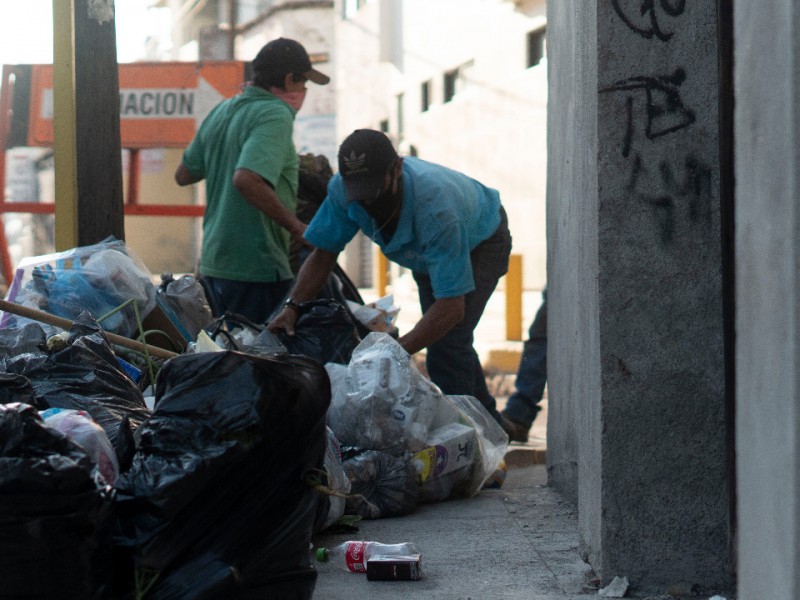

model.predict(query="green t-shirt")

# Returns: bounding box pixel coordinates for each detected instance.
[182,85,299,282]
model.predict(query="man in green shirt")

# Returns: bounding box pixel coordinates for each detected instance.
[175,38,329,323]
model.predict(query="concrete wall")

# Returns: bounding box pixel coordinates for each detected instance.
[548,0,731,588]
[734,2,800,598]
[546,0,599,551]
[335,0,549,291]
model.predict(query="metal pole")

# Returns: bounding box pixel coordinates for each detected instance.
[52,0,79,251]
[505,254,522,341]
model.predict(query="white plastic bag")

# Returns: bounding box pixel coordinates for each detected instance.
[40,408,119,486]
[326,332,440,456]
[325,333,508,502]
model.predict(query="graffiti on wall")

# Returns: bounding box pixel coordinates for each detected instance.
[624,153,713,243]
[603,2,713,244]
[600,68,695,158]
[612,0,687,41]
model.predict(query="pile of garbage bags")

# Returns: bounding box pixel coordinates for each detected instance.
[0,236,507,598]
[324,333,508,520]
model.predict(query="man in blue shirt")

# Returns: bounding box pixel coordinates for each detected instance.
[269,129,514,430]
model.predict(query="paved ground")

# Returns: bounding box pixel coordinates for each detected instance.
[311,281,588,599]
[311,464,599,600]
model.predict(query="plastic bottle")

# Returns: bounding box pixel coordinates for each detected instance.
[315,541,419,573]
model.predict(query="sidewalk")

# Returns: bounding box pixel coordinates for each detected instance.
[311,464,598,599]
[308,282,596,599]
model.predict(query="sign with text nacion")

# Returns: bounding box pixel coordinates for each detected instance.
[27,61,246,148]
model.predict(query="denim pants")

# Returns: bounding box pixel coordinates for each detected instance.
[502,288,547,427]
[202,276,293,325]
[412,208,512,424]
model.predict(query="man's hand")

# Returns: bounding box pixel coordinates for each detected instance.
[290,223,311,247]
[266,248,339,335]
[399,296,465,355]
[268,306,299,336]
[233,168,308,238]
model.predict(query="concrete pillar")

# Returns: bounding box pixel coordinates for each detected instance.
[547,0,732,588]
[734,2,800,598]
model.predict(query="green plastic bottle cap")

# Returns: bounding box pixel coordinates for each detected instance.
[315,548,328,562]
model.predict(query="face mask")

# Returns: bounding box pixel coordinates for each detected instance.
[373,187,395,207]
[270,88,307,111]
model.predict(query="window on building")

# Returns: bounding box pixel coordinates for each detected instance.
[379,119,390,133]
[443,60,474,103]
[527,26,547,68]
[421,80,431,112]
[443,70,457,103]
[343,0,376,19]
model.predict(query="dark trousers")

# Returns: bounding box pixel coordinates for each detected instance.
[502,289,547,427]
[413,208,512,424]
[202,276,293,325]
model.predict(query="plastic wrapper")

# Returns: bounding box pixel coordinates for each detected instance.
[446,394,509,495]
[413,422,478,502]
[41,407,120,486]
[314,427,351,533]
[346,294,400,333]
[325,332,442,456]
[0,403,114,598]
[114,350,330,599]
[1,237,156,338]
[276,299,362,365]
[203,313,288,356]
[1,314,150,458]
[343,449,419,519]
[158,273,214,339]
[413,395,509,502]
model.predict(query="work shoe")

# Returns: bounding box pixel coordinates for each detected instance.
[500,415,530,443]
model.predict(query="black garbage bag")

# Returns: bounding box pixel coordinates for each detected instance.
[276,299,362,365]
[114,350,330,599]
[0,322,47,358]
[0,373,37,405]
[342,449,419,519]
[2,313,150,456]
[0,403,114,599]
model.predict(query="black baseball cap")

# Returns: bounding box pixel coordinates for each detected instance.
[252,38,330,85]
[338,129,399,202]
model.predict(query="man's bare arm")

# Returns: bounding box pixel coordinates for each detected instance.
[267,248,339,335]
[232,168,308,243]
[175,162,203,186]
[398,295,465,355]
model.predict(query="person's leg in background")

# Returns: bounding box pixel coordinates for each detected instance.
[501,288,547,442]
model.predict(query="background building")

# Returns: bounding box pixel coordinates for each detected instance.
[334,0,547,291]
[149,0,547,293]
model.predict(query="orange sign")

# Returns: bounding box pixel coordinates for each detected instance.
[27,61,245,148]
